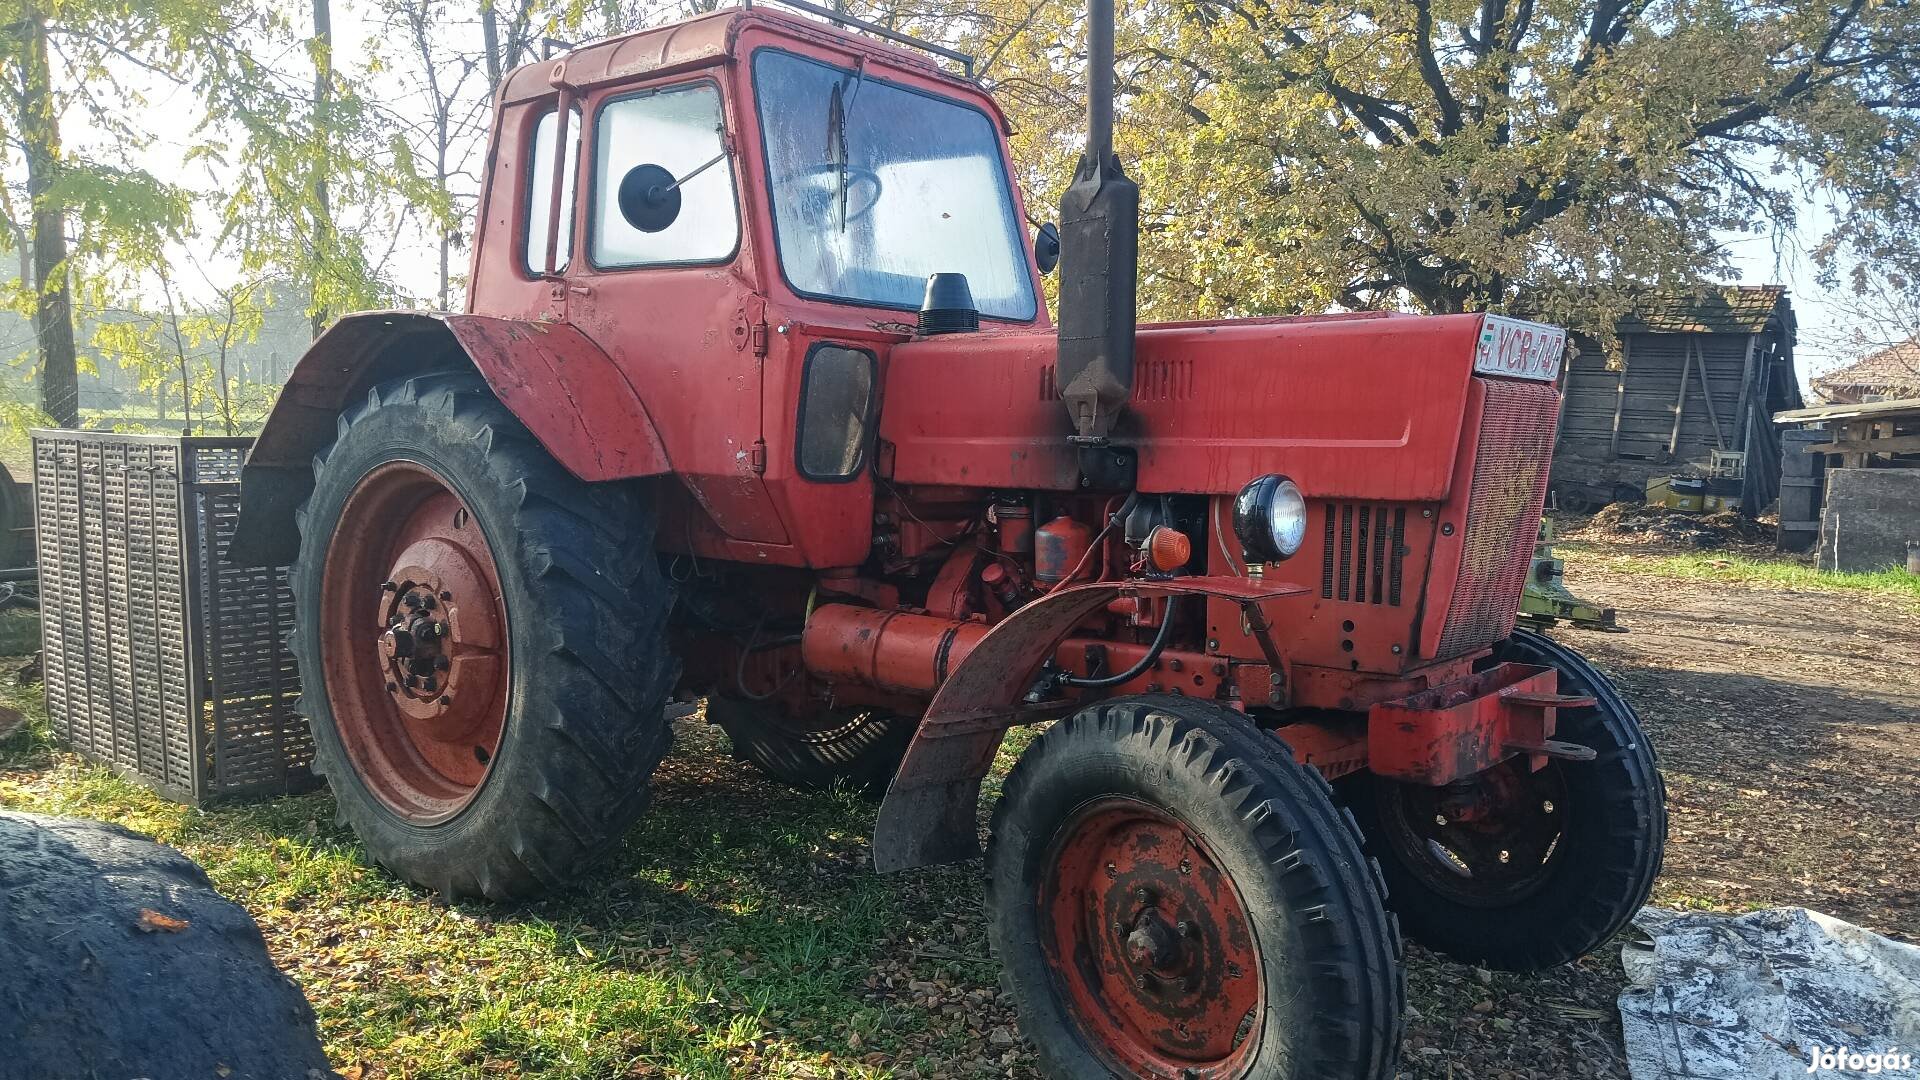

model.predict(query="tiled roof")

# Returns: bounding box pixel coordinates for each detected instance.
[1617,285,1789,335]
[1811,339,1920,397]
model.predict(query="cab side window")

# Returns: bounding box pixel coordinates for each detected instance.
[796,344,877,481]
[525,107,581,275]
[592,83,738,267]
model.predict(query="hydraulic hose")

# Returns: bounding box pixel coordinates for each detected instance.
[1059,595,1181,689]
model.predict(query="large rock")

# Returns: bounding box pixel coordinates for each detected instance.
[0,811,333,1080]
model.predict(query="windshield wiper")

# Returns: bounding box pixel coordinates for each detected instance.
[827,62,866,232]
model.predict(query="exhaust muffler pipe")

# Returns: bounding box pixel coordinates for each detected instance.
[1052,0,1139,451]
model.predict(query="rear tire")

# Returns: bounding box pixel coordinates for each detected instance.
[987,695,1404,1080]
[291,372,676,901]
[706,697,912,795]
[1345,628,1666,970]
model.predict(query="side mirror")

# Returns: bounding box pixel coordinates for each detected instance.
[1034,222,1061,275]
[617,163,681,233]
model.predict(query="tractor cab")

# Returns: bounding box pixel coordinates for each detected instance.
[463,7,1047,569]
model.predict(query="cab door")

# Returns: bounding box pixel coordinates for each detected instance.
[561,76,790,547]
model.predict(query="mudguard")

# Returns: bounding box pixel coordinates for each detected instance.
[229,311,670,566]
[871,575,1308,873]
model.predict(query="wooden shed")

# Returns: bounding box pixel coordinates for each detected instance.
[1552,286,1802,513]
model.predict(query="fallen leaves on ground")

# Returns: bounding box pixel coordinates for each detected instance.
[135,908,190,933]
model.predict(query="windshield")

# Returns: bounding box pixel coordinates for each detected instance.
[753,49,1038,321]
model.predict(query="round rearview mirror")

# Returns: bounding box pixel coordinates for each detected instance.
[617,163,681,233]
[1035,221,1061,275]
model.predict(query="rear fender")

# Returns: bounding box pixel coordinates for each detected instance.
[230,311,670,565]
[872,575,1308,873]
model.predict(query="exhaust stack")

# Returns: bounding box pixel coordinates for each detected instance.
[1052,0,1139,447]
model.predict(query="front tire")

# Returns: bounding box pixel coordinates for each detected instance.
[987,696,1404,1080]
[1345,628,1666,970]
[291,372,676,901]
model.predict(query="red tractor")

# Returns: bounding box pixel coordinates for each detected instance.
[233,3,1665,1075]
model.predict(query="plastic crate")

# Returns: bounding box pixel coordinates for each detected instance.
[31,430,314,803]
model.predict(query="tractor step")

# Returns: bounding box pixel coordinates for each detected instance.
[1500,689,1597,709]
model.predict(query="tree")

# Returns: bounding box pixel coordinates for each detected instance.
[374,0,487,310]
[195,1,425,342]
[0,0,207,425]
[863,0,1920,336]
[0,0,407,431]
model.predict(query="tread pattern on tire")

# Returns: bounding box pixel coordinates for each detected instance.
[988,695,1405,1080]
[706,697,914,795]
[290,372,676,901]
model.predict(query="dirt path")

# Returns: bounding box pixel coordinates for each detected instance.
[1559,552,1920,937]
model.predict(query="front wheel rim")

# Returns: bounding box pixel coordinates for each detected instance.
[319,461,511,824]
[1038,797,1264,1079]
[1375,759,1569,907]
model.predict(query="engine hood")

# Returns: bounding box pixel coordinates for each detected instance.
[880,311,1543,501]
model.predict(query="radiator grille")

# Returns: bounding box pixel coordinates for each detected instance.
[1435,379,1560,657]
[1320,503,1406,606]
[32,430,314,804]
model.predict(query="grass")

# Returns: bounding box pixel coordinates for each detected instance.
[1556,543,1920,605]
[0,672,1043,1079]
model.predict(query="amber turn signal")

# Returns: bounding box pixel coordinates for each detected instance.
[1145,526,1192,572]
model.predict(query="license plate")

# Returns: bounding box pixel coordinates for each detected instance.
[1473,315,1567,382]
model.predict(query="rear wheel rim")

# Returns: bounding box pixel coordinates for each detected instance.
[1038,797,1263,1079]
[320,461,511,824]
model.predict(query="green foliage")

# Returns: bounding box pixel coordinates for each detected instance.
[869,0,1920,336]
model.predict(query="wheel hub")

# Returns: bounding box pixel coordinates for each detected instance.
[1125,909,1182,972]
[1377,758,1568,906]
[320,462,511,822]
[1040,798,1262,1079]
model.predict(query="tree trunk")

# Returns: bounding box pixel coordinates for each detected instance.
[309,0,334,341]
[481,1,502,90]
[18,8,80,428]
[5,220,30,296]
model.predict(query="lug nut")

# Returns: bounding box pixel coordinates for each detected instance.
[439,590,453,601]
[1134,975,1148,989]
[380,580,397,592]
[1176,921,1194,938]
[439,695,452,706]
[385,681,398,693]
[1435,814,1449,826]
[1135,887,1151,904]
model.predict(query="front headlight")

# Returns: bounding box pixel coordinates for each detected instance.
[1232,474,1308,562]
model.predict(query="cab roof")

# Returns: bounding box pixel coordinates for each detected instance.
[497,5,985,109]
